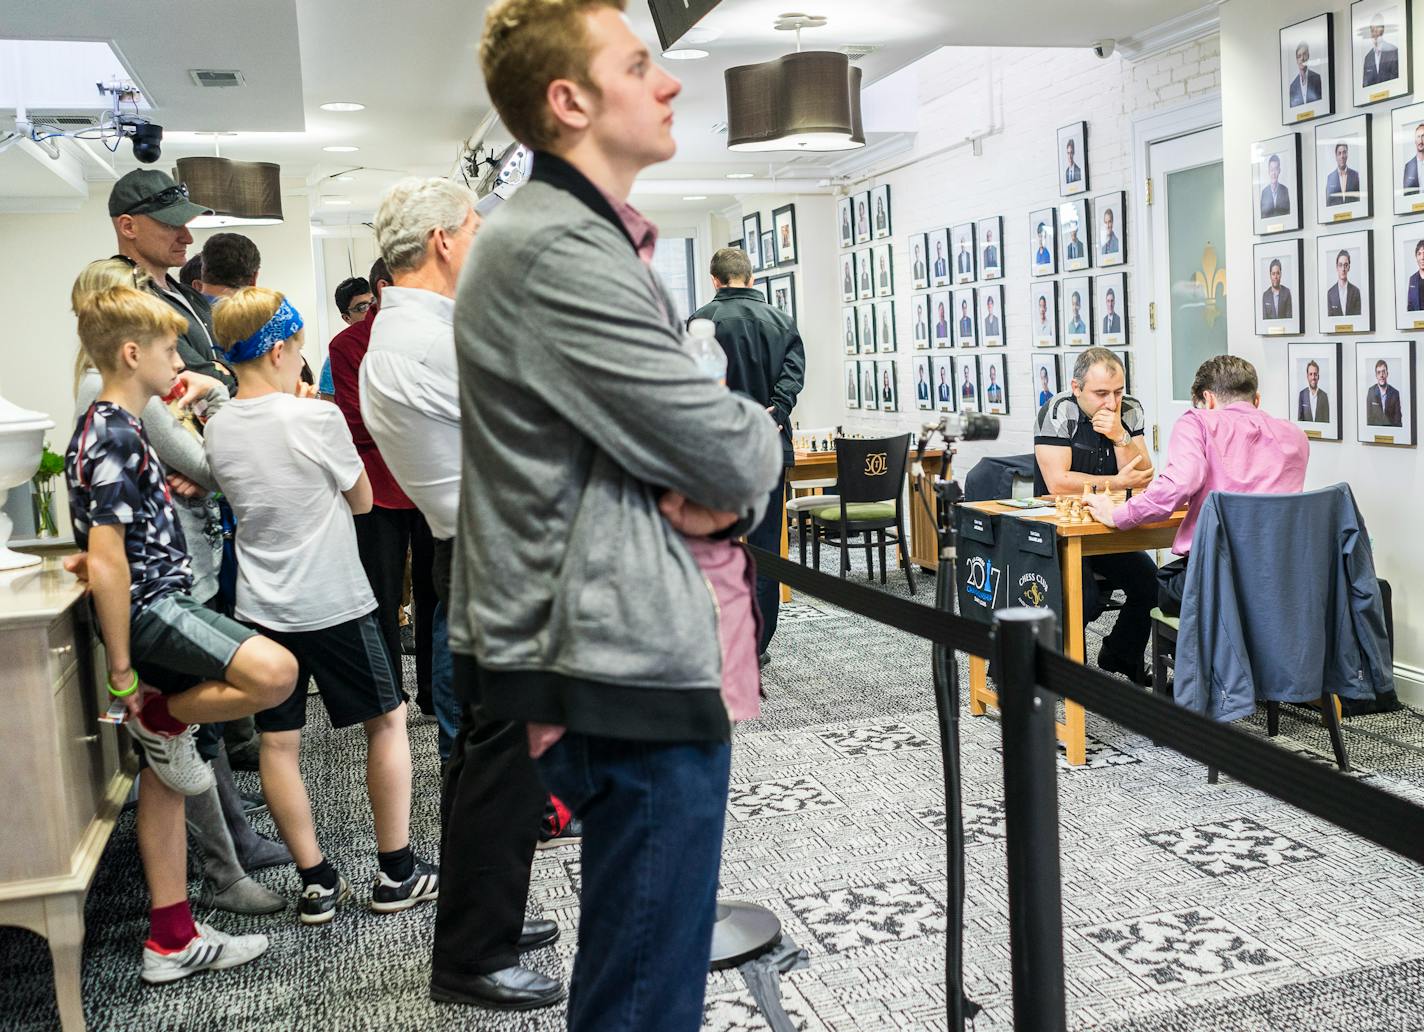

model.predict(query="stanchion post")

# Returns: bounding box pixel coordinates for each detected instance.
[994,608,1067,1032]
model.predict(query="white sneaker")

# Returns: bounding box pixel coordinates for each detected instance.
[141,923,269,984]
[126,719,215,797]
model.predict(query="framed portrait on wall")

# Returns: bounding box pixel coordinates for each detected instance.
[979,285,1005,347]
[871,184,892,240]
[1030,208,1057,277]
[876,360,899,412]
[952,287,978,348]
[1352,0,1411,108]
[1254,239,1305,336]
[876,300,897,353]
[954,356,981,412]
[952,222,976,284]
[1032,354,1062,411]
[1315,114,1372,224]
[1095,272,1128,346]
[977,216,1004,280]
[930,290,953,348]
[840,253,856,303]
[910,232,931,290]
[742,212,763,272]
[1030,282,1058,348]
[838,196,854,249]
[843,308,859,354]
[1058,198,1090,272]
[757,281,771,303]
[1287,340,1342,440]
[1355,339,1416,445]
[1058,121,1088,196]
[912,355,934,411]
[859,304,877,355]
[874,242,895,298]
[912,294,931,349]
[856,248,875,300]
[1317,229,1373,334]
[1391,222,1424,329]
[772,204,798,265]
[760,231,776,269]
[766,273,797,320]
[1092,191,1126,266]
[932,355,956,412]
[1252,133,1303,234]
[860,359,879,411]
[1280,12,1335,125]
[981,353,1009,415]
[1390,101,1424,215]
[854,191,872,244]
[846,362,861,409]
[1061,275,1093,347]
[930,229,952,287]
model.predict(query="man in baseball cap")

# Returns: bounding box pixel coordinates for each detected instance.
[108,169,233,389]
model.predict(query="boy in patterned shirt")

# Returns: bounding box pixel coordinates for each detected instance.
[65,283,298,984]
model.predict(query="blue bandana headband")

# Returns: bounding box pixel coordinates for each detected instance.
[219,297,304,364]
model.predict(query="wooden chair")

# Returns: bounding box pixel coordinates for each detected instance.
[811,434,916,595]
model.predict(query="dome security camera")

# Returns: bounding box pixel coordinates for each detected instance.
[1092,39,1116,59]
[130,121,164,163]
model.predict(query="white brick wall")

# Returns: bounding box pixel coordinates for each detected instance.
[820,36,1220,472]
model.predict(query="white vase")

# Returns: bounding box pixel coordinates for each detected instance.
[0,395,55,570]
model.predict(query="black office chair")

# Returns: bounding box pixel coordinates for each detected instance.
[810,434,916,595]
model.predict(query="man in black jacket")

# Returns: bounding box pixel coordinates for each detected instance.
[691,247,805,658]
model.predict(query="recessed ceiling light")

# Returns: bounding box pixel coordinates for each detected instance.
[682,195,708,201]
[323,145,358,153]
[320,196,352,205]
[726,172,755,179]
[663,48,709,60]
[320,101,365,112]
[333,175,355,182]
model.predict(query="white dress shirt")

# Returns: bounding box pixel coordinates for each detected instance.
[360,286,462,540]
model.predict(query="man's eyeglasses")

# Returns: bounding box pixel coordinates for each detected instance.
[346,300,373,316]
[121,184,190,216]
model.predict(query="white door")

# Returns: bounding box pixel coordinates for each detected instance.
[1143,127,1226,464]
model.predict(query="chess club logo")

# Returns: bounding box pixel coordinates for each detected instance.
[963,556,1000,608]
[864,452,889,476]
[1017,572,1050,609]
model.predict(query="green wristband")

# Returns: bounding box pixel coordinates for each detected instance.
[107,670,138,697]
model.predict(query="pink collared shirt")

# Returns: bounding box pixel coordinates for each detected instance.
[1115,403,1310,554]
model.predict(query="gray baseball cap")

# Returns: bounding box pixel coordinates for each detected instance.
[108,169,212,226]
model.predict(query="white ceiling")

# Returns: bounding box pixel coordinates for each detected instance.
[1,0,1216,217]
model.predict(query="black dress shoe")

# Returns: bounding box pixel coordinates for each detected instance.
[518,918,560,951]
[430,966,565,1010]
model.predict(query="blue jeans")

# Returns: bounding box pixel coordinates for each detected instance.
[537,734,732,1032]
[430,603,460,762]
[745,471,787,655]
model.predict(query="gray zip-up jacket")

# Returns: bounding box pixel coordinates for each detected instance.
[449,153,781,742]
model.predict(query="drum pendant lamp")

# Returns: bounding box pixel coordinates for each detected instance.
[725,50,864,152]
[176,155,284,227]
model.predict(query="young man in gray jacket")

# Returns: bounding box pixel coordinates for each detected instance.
[464,1,781,1028]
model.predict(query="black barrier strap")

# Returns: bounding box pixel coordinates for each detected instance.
[1037,651,1424,866]
[748,547,995,658]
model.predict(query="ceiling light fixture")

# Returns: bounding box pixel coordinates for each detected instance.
[663,48,709,60]
[178,154,284,227]
[726,172,755,179]
[682,195,708,200]
[725,14,864,153]
[320,196,352,205]
[320,101,365,112]
[323,145,358,153]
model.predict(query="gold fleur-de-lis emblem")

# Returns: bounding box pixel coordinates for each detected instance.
[1192,242,1228,328]
[864,453,888,476]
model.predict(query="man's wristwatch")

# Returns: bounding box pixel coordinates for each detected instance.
[1114,431,1132,448]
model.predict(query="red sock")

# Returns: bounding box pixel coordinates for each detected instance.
[147,900,198,952]
[549,794,573,833]
[139,693,187,736]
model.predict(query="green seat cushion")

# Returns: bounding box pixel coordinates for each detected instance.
[1149,607,1180,630]
[811,501,896,522]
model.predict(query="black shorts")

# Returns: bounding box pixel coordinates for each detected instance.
[130,593,258,695]
[253,611,406,732]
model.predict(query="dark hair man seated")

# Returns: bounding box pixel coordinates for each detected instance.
[1034,346,1157,684]
[1084,354,1309,616]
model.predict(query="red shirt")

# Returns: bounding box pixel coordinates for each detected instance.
[328,311,413,510]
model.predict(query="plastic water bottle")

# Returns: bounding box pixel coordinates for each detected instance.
[686,318,726,385]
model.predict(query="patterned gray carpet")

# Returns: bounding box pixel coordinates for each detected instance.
[3,551,1424,1031]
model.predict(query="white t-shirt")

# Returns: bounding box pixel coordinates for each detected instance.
[204,392,376,632]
